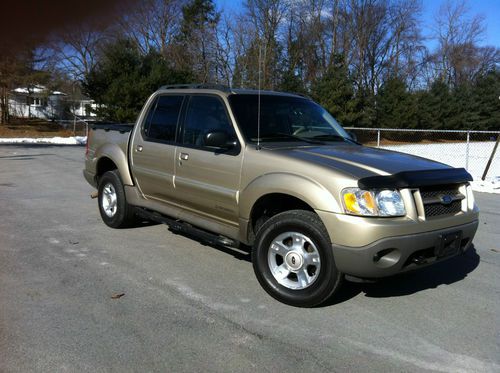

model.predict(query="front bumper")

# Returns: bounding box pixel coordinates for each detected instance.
[332,220,478,278]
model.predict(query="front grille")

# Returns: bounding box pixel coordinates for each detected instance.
[424,200,462,217]
[420,187,460,199]
[419,184,465,218]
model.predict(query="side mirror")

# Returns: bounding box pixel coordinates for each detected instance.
[204,131,237,149]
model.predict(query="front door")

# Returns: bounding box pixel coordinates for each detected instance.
[174,95,242,225]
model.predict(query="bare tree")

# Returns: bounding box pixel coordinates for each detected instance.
[241,0,289,89]
[214,14,236,85]
[432,0,498,87]
[0,53,24,123]
[119,0,185,57]
[51,25,110,80]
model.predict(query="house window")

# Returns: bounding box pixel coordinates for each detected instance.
[28,97,43,106]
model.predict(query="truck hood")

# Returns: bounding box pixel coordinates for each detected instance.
[271,144,451,179]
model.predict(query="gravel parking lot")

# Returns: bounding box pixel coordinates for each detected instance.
[0,145,498,372]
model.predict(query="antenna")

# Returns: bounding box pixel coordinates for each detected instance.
[257,43,262,150]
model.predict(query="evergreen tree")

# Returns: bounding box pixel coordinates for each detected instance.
[416,80,452,130]
[83,39,192,122]
[278,69,306,94]
[376,77,417,129]
[180,0,219,39]
[470,71,500,130]
[311,56,361,127]
[448,83,474,130]
[177,0,220,82]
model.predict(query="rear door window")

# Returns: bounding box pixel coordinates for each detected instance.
[144,95,184,142]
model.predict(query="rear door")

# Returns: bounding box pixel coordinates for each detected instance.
[174,95,242,224]
[130,94,185,203]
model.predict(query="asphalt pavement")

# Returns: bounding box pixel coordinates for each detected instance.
[0,145,498,372]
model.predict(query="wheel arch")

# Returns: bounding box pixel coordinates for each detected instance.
[240,173,340,243]
[94,143,133,186]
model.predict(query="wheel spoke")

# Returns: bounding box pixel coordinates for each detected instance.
[270,241,290,257]
[303,251,320,266]
[275,264,290,280]
[291,233,305,251]
[297,269,312,288]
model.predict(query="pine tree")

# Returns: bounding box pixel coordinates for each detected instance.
[376,77,417,129]
[416,80,452,130]
[83,39,192,122]
[470,71,500,131]
[278,70,306,94]
[311,56,361,127]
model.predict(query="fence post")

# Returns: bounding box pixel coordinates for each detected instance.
[482,134,500,180]
[377,130,381,148]
[465,131,470,170]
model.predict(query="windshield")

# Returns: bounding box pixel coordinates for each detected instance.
[228,94,350,143]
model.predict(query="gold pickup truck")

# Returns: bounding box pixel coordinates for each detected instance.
[83,84,479,307]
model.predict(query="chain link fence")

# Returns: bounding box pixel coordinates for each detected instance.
[344,127,500,183]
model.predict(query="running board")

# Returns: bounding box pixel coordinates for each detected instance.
[134,207,239,248]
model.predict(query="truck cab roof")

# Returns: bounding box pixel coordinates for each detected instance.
[156,84,308,99]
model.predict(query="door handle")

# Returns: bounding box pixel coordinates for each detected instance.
[136,145,143,152]
[179,153,189,161]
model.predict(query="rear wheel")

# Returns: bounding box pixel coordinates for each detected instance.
[252,210,342,307]
[98,170,135,228]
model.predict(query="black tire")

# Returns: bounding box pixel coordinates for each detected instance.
[97,170,136,228]
[252,210,342,307]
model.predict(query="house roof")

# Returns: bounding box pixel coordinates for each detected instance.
[13,85,67,96]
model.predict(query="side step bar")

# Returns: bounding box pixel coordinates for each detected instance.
[134,207,239,248]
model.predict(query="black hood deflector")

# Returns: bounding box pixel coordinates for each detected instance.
[358,168,473,189]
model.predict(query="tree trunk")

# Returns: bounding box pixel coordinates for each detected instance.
[0,87,9,124]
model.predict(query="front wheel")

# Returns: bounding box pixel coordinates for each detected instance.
[252,210,342,307]
[98,170,136,228]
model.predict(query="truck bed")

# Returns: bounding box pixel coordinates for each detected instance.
[90,123,135,133]
[88,123,135,161]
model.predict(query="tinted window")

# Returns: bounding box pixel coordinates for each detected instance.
[183,96,236,147]
[144,95,183,142]
[228,94,349,143]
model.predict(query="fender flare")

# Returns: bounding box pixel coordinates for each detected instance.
[239,172,341,220]
[95,143,134,186]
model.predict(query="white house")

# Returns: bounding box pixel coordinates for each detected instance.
[8,85,97,120]
[71,98,99,118]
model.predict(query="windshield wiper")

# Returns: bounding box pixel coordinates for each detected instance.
[312,134,360,144]
[311,134,347,141]
[258,133,325,145]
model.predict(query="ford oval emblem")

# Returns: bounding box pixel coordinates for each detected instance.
[440,195,453,205]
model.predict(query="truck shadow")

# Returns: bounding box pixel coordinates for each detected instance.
[159,222,481,305]
[0,153,56,160]
[166,227,252,262]
[325,246,480,306]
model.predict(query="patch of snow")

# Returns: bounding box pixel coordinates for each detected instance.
[13,85,46,94]
[381,142,500,194]
[0,136,87,145]
[470,176,500,194]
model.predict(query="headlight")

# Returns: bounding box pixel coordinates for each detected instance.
[375,190,405,216]
[342,188,405,217]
